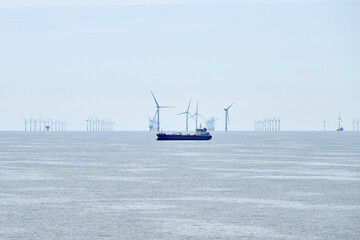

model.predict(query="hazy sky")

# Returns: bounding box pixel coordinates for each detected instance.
[0,0,359,131]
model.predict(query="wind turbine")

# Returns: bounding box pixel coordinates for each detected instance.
[33,117,37,131]
[322,119,328,131]
[190,101,206,130]
[49,118,53,131]
[29,117,33,131]
[337,113,343,131]
[273,117,278,132]
[96,118,100,131]
[22,117,27,131]
[224,103,234,132]
[92,117,96,131]
[84,116,91,131]
[253,120,257,131]
[278,117,281,132]
[265,120,267,131]
[269,119,274,132]
[351,120,356,131]
[42,119,47,131]
[177,99,192,131]
[38,118,42,132]
[151,91,174,132]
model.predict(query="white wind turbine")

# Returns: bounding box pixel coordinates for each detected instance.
[29,117,33,131]
[38,118,42,132]
[96,117,100,131]
[177,99,192,131]
[33,117,37,131]
[276,117,281,132]
[49,118,53,131]
[92,117,96,131]
[322,119,328,131]
[273,117,278,132]
[151,91,175,132]
[337,113,343,131]
[190,101,206,130]
[224,103,234,132]
[264,119,268,131]
[351,120,356,131]
[84,116,91,131]
[22,117,27,131]
[42,119,47,131]
[253,120,257,131]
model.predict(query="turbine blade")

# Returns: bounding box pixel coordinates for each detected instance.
[151,91,159,107]
[159,106,175,108]
[198,114,206,120]
[227,102,235,110]
[187,99,192,112]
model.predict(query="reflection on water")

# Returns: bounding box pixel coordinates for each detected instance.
[0,132,359,239]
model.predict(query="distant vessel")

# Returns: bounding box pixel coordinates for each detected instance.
[156,128,212,141]
[337,127,344,131]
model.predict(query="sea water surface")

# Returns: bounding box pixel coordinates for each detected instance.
[0,132,359,239]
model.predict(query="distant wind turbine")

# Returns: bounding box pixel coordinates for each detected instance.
[337,113,343,131]
[42,119,47,131]
[276,117,281,132]
[49,118,53,131]
[322,119,328,132]
[22,117,27,131]
[190,101,206,130]
[151,91,175,132]
[85,116,91,131]
[351,120,356,131]
[224,103,234,132]
[38,118,42,132]
[177,99,192,131]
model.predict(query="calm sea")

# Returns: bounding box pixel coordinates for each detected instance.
[0,132,359,239]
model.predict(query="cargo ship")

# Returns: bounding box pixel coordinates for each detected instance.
[156,128,212,141]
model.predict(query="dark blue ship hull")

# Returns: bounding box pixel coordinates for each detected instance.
[157,134,212,141]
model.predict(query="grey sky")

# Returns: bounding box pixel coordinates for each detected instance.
[0,0,359,131]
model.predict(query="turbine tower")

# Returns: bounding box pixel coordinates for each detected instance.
[177,99,192,131]
[322,119,328,132]
[224,103,234,132]
[151,91,174,132]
